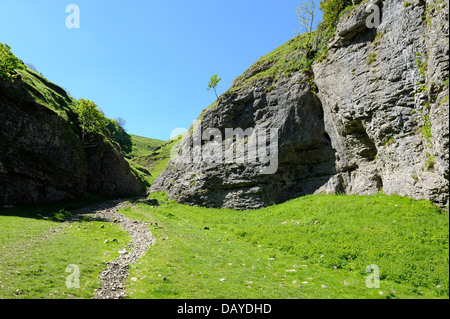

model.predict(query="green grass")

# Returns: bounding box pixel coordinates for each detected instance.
[127,134,165,158]
[122,134,184,187]
[130,135,183,184]
[231,33,313,90]
[121,192,449,299]
[367,53,377,65]
[0,203,131,299]
[127,160,153,189]
[18,68,77,120]
[1,193,447,299]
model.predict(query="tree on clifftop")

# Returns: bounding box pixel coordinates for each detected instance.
[207,74,222,99]
[296,1,317,49]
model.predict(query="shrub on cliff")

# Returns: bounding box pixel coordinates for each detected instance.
[319,0,362,31]
[75,98,108,146]
[0,42,25,82]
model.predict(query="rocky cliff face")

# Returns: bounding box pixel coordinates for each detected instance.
[312,0,449,207]
[152,0,449,209]
[0,70,142,204]
[152,72,336,210]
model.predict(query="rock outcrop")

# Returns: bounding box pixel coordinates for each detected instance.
[151,0,449,209]
[0,70,142,204]
[312,0,449,207]
[152,72,336,210]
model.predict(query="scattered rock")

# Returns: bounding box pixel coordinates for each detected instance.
[65,199,157,300]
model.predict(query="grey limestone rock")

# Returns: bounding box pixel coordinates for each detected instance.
[152,0,448,209]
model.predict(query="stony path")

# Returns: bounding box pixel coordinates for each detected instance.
[69,198,156,299]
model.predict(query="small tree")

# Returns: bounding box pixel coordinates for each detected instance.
[0,43,25,82]
[207,74,222,99]
[296,1,317,49]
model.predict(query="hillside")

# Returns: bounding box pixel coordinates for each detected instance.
[0,65,142,203]
[127,135,184,186]
[126,135,166,159]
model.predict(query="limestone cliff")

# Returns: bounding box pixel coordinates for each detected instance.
[0,69,142,204]
[151,0,449,209]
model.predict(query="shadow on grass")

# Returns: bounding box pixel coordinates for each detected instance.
[0,194,147,223]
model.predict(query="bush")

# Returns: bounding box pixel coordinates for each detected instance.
[0,42,25,82]
[309,0,364,62]
[52,209,71,222]
[75,99,108,145]
[319,0,356,31]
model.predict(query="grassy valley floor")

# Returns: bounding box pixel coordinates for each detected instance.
[0,192,448,299]
[123,192,448,299]
[0,202,131,298]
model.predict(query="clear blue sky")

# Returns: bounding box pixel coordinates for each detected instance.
[1,0,321,141]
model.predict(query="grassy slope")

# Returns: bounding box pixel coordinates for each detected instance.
[196,34,314,120]
[0,203,130,299]
[17,68,78,119]
[122,192,448,299]
[129,135,183,185]
[124,135,165,189]
[127,134,165,158]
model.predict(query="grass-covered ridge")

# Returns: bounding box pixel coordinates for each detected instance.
[127,134,165,159]
[122,192,448,299]
[128,135,183,185]
[231,33,314,90]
